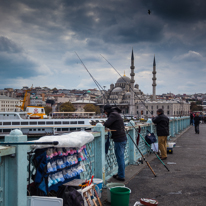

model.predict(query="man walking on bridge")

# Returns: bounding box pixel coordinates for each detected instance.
[152,109,169,160]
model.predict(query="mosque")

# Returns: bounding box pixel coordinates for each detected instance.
[97,50,190,117]
[97,50,148,115]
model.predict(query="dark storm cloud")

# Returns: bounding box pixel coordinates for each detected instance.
[60,0,164,44]
[0,36,23,53]
[0,36,38,78]
[0,54,37,78]
[8,0,163,45]
[144,0,206,22]
[0,0,206,93]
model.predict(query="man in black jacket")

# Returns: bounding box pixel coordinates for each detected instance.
[104,105,127,181]
[152,109,169,160]
[194,113,200,134]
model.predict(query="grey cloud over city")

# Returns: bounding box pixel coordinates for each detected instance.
[0,0,206,94]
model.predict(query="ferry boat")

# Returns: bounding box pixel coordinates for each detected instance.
[0,112,106,137]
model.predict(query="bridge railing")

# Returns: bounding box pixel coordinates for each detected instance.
[0,130,27,206]
[80,116,191,183]
[0,116,190,206]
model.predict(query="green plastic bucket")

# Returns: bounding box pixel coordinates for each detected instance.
[110,187,131,206]
[106,183,125,203]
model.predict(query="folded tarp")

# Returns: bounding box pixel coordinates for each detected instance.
[31,131,94,149]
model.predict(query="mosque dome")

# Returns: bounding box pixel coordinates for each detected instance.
[134,88,139,93]
[116,75,130,84]
[112,87,123,93]
[125,92,131,96]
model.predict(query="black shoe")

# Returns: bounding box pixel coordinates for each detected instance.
[114,175,125,181]
[113,174,118,178]
[160,157,167,160]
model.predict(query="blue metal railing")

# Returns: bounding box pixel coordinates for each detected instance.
[81,116,191,183]
[0,117,190,206]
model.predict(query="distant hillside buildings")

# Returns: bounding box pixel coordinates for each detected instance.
[1,53,206,115]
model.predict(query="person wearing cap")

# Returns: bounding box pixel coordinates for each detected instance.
[152,109,169,160]
[103,105,127,181]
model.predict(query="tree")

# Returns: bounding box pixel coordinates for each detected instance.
[95,106,101,114]
[60,102,75,112]
[190,102,203,112]
[52,87,58,93]
[84,104,101,114]
[44,106,52,115]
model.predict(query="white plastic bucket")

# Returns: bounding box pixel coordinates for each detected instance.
[106,183,125,203]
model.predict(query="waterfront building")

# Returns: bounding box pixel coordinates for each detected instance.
[0,95,21,112]
[30,95,46,106]
[137,100,190,117]
[72,100,97,113]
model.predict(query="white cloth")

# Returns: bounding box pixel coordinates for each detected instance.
[31,131,94,149]
[151,143,158,152]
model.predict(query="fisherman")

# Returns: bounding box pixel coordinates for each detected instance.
[103,105,127,181]
[152,109,169,160]
[194,113,200,134]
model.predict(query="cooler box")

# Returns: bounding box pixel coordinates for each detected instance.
[27,196,63,206]
[167,142,176,154]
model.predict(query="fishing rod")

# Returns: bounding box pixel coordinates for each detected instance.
[75,53,158,175]
[126,122,169,171]
[100,54,167,172]
[75,52,108,104]
[125,129,156,177]
[100,54,153,116]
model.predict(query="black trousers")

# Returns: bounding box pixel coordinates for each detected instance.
[195,124,199,134]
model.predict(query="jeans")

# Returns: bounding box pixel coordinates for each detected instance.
[114,140,127,178]
[195,124,199,134]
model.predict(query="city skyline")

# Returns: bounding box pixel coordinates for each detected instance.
[0,0,206,94]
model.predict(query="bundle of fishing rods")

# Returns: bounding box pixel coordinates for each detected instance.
[75,52,170,177]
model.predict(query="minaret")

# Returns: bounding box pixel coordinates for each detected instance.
[129,49,135,115]
[152,56,157,101]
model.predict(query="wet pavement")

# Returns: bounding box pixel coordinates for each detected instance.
[102,124,206,206]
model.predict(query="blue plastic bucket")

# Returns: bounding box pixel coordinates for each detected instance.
[93,178,103,198]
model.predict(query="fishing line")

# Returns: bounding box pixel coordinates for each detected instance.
[75,52,108,104]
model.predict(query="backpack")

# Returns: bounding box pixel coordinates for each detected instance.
[145,131,157,145]
[60,186,84,206]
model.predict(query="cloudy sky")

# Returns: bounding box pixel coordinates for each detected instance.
[0,0,206,94]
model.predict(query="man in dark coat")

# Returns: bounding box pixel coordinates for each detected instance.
[152,109,169,160]
[104,105,127,181]
[194,113,200,134]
